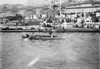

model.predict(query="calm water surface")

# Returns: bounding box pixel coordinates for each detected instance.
[0,32,100,69]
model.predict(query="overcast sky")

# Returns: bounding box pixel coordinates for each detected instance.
[0,0,57,6]
[27,0,51,6]
[0,0,100,6]
[0,0,49,6]
[0,0,28,5]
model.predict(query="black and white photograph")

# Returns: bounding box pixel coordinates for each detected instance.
[0,0,100,69]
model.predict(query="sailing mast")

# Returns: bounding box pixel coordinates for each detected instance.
[53,0,61,29]
[54,0,56,29]
[51,0,56,29]
[47,0,56,29]
[60,0,61,21]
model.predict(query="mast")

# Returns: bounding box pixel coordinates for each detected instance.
[51,0,56,29]
[54,0,56,29]
[91,0,94,5]
[46,0,56,29]
[60,0,61,21]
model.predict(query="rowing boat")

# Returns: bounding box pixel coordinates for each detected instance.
[29,36,64,40]
[29,34,64,40]
[22,34,64,40]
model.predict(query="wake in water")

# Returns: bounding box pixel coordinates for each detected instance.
[28,56,41,67]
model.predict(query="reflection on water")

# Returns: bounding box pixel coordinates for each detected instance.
[0,32,100,69]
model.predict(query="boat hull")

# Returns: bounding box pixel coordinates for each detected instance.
[29,35,63,40]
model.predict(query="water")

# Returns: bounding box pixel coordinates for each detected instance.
[0,32,100,69]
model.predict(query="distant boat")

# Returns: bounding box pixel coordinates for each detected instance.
[22,34,64,40]
[29,35,64,40]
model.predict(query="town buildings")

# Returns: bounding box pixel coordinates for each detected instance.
[62,0,100,15]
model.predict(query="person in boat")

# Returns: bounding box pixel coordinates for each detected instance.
[28,32,38,39]
[29,32,36,38]
[22,34,29,38]
[49,28,56,38]
[32,32,38,37]
[26,34,29,37]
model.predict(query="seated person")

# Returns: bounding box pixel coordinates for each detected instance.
[30,32,36,38]
[26,34,29,37]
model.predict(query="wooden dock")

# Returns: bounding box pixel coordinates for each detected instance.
[0,28,100,33]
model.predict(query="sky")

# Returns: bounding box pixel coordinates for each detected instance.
[27,0,51,6]
[27,0,67,6]
[0,0,49,6]
[0,0,28,5]
[0,0,64,6]
[0,0,100,6]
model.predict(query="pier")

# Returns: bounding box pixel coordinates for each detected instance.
[0,28,100,32]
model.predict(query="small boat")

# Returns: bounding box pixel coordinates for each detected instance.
[29,35,64,40]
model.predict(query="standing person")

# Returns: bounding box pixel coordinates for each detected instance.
[62,19,67,29]
[86,15,92,22]
[49,28,56,38]
[77,16,83,27]
[38,23,43,32]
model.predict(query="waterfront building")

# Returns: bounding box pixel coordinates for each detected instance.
[60,0,100,28]
[62,0,100,15]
